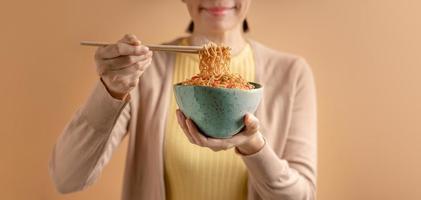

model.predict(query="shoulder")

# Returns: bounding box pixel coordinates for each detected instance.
[248,39,314,85]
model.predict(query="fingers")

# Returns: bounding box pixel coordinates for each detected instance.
[221,113,259,143]
[93,34,153,98]
[176,110,208,147]
[119,34,141,45]
[175,111,261,152]
[186,118,208,147]
[100,51,153,72]
[209,113,260,150]
[95,34,153,77]
[206,137,234,151]
[176,110,195,143]
[243,113,259,135]
[102,69,141,93]
[184,117,232,151]
[104,64,142,80]
[97,43,150,59]
[95,34,150,59]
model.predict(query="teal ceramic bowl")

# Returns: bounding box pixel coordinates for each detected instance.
[174,82,263,138]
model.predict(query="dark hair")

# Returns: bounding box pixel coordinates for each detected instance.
[186,19,250,33]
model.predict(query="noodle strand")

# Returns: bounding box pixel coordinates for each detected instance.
[182,42,254,90]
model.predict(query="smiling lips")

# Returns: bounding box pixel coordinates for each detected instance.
[202,6,235,16]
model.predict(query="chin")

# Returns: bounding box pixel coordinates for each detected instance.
[204,22,236,33]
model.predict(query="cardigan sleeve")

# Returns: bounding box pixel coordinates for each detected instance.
[241,58,317,200]
[49,80,131,194]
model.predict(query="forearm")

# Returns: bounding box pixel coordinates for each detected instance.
[49,113,112,193]
[240,144,316,200]
[49,81,130,193]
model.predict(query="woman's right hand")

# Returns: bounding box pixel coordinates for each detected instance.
[94,34,153,100]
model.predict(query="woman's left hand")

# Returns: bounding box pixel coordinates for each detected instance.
[176,109,266,155]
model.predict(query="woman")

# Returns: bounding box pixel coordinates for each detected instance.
[49,0,317,199]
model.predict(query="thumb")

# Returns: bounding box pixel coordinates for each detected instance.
[244,113,259,134]
[119,34,141,46]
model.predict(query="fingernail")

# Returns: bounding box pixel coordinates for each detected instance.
[244,114,250,123]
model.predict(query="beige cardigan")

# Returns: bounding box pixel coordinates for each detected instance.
[49,38,317,200]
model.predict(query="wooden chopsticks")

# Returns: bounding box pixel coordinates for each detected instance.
[80,41,201,54]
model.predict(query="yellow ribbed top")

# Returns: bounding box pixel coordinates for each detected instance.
[164,38,255,200]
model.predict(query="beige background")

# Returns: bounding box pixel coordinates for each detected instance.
[1,0,420,199]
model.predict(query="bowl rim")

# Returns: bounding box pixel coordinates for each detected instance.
[174,81,263,92]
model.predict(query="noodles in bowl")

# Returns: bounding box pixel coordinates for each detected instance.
[174,42,263,138]
[181,42,254,90]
